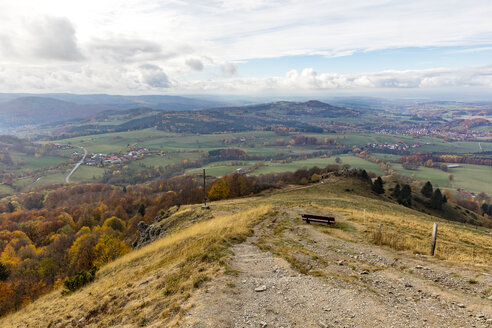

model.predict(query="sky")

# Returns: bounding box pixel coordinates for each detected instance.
[1,0,492,97]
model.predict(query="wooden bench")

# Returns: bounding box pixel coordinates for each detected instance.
[301,214,335,225]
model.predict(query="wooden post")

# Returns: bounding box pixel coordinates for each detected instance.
[430,223,438,256]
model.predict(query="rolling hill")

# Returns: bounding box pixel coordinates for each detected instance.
[2,177,490,327]
[0,97,110,126]
[0,94,227,127]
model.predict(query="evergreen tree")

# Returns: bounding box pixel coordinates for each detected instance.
[482,203,489,215]
[360,169,369,181]
[430,188,444,210]
[137,204,146,217]
[392,183,401,198]
[372,177,385,194]
[0,262,9,281]
[421,181,433,198]
[7,202,15,213]
[398,184,412,207]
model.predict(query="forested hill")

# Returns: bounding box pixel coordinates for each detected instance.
[48,100,361,137]
[0,94,226,127]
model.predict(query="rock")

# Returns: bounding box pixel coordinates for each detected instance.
[255,285,267,292]
[337,260,344,266]
[361,270,369,275]
[318,321,328,328]
[457,304,466,308]
[192,213,204,220]
[405,283,413,288]
[260,321,268,327]
[137,221,148,233]
[488,295,492,300]
[134,221,168,248]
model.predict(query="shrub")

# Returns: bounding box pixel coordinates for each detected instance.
[62,266,98,294]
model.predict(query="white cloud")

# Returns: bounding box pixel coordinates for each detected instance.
[138,64,171,88]
[0,0,492,93]
[220,62,238,76]
[177,66,492,94]
[185,58,204,71]
[0,65,491,94]
[30,16,83,61]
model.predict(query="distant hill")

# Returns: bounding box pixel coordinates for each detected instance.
[0,94,227,127]
[54,100,357,137]
[0,97,112,125]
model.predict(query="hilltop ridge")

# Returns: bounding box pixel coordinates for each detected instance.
[2,177,491,327]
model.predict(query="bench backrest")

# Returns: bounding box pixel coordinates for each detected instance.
[301,214,335,221]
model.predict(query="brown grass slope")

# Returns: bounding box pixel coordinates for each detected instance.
[2,177,491,327]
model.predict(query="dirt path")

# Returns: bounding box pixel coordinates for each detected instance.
[180,209,492,328]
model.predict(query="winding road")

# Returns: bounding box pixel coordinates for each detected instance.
[65,146,88,183]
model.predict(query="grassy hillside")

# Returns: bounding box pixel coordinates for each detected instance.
[1,178,490,327]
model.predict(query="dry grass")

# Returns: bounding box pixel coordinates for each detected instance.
[1,205,273,327]
[254,177,491,266]
[316,205,492,266]
[2,177,490,327]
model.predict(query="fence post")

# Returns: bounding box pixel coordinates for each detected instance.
[430,223,438,256]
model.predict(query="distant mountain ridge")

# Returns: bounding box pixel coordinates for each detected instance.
[51,100,356,137]
[0,94,228,127]
[0,97,110,125]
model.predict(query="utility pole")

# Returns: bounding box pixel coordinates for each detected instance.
[200,169,210,209]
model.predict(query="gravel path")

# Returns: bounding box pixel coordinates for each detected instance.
[180,210,492,328]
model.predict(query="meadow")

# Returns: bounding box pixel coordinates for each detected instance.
[185,155,383,177]
[2,128,489,198]
[392,163,492,195]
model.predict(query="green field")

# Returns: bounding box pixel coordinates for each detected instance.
[186,161,254,177]
[129,152,203,169]
[186,155,383,178]
[393,163,492,195]
[372,153,402,161]
[7,152,68,170]
[52,129,169,153]
[70,166,105,183]
[253,155,383,176]
[414,137,492,154]
[13,128,490,197]
[0,184,14,196]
